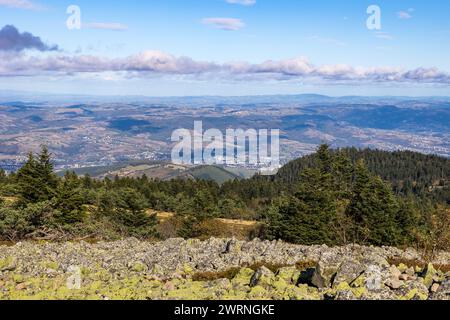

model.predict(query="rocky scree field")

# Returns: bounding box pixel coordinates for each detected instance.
[0,238,449,300]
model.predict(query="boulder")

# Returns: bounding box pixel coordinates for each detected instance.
[311,252,342,288]
[275,267,300,284]
[249,266,274,288]
[421,263,437,288]
[385,277,403,290]
[285,284,320,300]
[430,279,450,301]
[388,265,401,279]
[333,258,366,287]
[430,283,440,293]
[231,268,254,287]
[405,267,415,277]
[0,257,16,272]
[364,265,384,291]
[398,281,429,300]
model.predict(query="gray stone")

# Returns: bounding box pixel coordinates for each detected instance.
[389,265,401,279]
[430,283,440,293]
[249,266,274,288]
[385,277,403,289]
[333,258,366,287]
[311,252,342,288]
[430,279,450,300]
[364,265,384,291]
[405,267,415,277]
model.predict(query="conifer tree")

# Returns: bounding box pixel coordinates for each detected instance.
[54,171,85,224]
[17,152,40,203]
[347,160,401,245]
[16,147,58,204]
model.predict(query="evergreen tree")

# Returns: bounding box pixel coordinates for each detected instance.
[16,152,41,203]
[54,171,85,224]
[346,160,401,245]
[113,188,158,238]
[0,169,6,184]
[16,147,58,204]
[265,150,337,245]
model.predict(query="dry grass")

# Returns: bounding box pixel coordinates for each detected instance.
[0,196,19,205]
[295,260,318,271]
[152,211,175,222]
[215,218,258,227]
[152,210,262,241]
[192,268,242,282]
[195,219,262,241]
[191,260,318,282]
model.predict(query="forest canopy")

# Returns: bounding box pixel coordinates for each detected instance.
[0,145,448,253]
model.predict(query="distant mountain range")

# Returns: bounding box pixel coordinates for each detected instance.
[0,94,449,172]
[1,90,450,105]
[65,161,255,185]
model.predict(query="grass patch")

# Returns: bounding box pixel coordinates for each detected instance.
[192,267,241,282]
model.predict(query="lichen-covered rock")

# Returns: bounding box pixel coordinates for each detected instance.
[248,285,267,299]
[275,267,300,284]
[421,263,437,289]
[429,279,450,301]
[0,257,16,272]
[398,280,429,300]
[0,238,448,300]
[389,265,402,279]
[333,258,365,287]
[385,277,403,290]
[250,266,274,288]
[231,268,254,287]
[364,265,384,291]
[311,252,341,288]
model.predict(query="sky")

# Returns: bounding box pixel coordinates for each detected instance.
[0,0,450,96]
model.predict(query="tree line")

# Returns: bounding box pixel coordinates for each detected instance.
[0,145,448,252]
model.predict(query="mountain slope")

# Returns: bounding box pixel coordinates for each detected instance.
[273,148,449,202]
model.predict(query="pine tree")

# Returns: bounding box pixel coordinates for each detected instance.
[17,152,41,203]
[346,160,372,243]
[54,171,85,224]
[347,160,401,245]
[265,149,338,245]
[0,169,6,183]
[113,188,158,238]
[17,147,58,204]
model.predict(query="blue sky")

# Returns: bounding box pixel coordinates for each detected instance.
[0,0,450,96]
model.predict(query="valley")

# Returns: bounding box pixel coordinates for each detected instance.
[1,95,449,174]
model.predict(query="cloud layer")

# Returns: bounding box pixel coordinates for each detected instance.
[2,50,450,85]
[0,25,58,52]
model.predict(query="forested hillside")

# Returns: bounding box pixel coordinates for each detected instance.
[273,148,449,203]
[0,146,448,254]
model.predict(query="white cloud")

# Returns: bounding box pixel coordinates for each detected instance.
[202,18,245,31]
[374,31,394,40]
[0,0,38,10]
[398,8,414,19]
[398,11,412,19]
[2,50,450,85]
[83,22,129,31]
[226,0,256,6]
